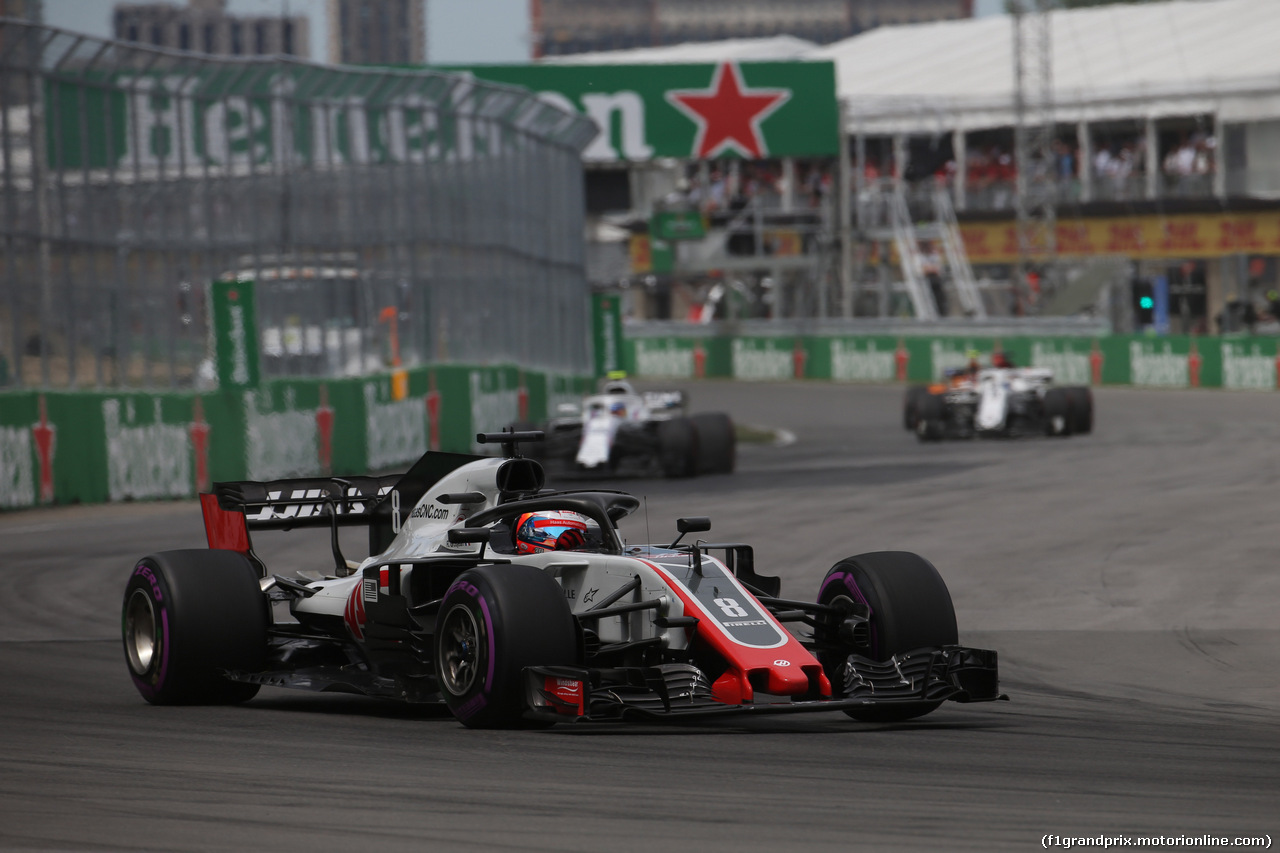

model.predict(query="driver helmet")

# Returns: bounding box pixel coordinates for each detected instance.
[515,510,591,555]
[610,400,627,417]
[992,351,1013,368]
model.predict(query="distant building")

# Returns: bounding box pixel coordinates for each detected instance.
[532,0,973,58]
[327,0,425,66]
[0,0,42,22]
[112,0,310,58]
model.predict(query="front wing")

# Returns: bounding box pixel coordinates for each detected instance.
[524,645,1003,723]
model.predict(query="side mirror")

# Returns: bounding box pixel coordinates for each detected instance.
[447,527,491,545]
[669,516,711,548]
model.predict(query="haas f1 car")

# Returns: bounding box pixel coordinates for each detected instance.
[904,361,1093,442]
[524,378,734,478]
[122,433,1002,728]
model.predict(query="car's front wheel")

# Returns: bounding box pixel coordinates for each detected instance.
[816,551,959,723]
[434,565,579,728]
[914,392,946,442]
[903,385,929,431]
[122,549,267,705]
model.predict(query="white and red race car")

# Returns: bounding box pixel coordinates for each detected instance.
[122,432,1003,728]
[904,362,1093,441]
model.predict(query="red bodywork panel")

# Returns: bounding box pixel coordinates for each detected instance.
[645,560,832,705]
[200,493,251,553]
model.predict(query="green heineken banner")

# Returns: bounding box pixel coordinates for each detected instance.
[0,364,593,511]
[456,61,840,163]
[210,279,261,390]
[591,293,626,378]
[43,66,590,171]
[621,332,1280,391]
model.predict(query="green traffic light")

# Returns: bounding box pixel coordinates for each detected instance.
[1139,296,1154,309]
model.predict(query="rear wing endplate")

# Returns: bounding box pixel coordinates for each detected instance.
[202,450,483,570]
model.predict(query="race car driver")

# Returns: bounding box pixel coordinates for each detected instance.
[515,510,591,554]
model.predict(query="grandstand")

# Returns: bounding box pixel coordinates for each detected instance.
[813,0,1280,329]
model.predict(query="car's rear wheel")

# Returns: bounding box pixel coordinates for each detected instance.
[122,549,267,705]
[1043,387,1073,437]
[817,551,958,723]
[658,416,698,478]
[691,412,735,475]
[434,565,579,729]
[1066,386,1093,434]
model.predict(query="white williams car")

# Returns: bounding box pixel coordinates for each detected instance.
[525,378,735,478]
[904,357,1093,441]
[122,432,1003,728]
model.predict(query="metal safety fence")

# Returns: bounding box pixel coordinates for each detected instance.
[0,20,597,389]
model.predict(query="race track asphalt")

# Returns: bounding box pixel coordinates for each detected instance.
[1,381,1277,852]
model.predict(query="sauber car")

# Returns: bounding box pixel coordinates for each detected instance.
[904,364,1093,442]
[122,432,1002,727]
[524,377,734,478]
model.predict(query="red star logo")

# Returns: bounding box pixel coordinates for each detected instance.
[666,63,791,159]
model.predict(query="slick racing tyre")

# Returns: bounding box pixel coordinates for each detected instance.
[816,551,958,723]
[122,549,268,705]
[658,416,698,478]
[1042,387,1073,437]
[691,412,736,475]
[903,385,929,431]
[541,425,582,469]
[434,565,578,729]
[914,392,946,442]
[1065,386,1093,435]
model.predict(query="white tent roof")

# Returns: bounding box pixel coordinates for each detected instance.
[539,35,819,65]
[810,0,1280,134]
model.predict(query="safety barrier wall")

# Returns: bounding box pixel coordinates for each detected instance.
[623,334,1280,391]
[0,365,591,510]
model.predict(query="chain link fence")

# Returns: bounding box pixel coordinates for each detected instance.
[0,20,597,389]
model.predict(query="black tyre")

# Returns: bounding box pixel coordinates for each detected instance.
[914,392,946,442]
[691,412,736,475]
[1065,386,1093,434]
[122,549,268,705]
[817,551,958,722]
[434,565,579,729]
[541,424,582,468]
[1042,387,1073,437]
[903,385,928,431]
[657,416,698,478]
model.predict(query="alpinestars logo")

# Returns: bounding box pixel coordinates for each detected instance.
[666,62,791,159]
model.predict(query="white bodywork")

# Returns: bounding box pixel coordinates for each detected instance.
[290,457,504,623]
[969,367,1054,433]
[556,379,684,469]
[285,455,702,654]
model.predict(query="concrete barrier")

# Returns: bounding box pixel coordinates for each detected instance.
[622,333,1280,391]
[0,366,591,510]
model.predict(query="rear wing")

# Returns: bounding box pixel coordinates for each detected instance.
[213,476,398,531]
[201,450,483,573]
[642,390,686,412]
